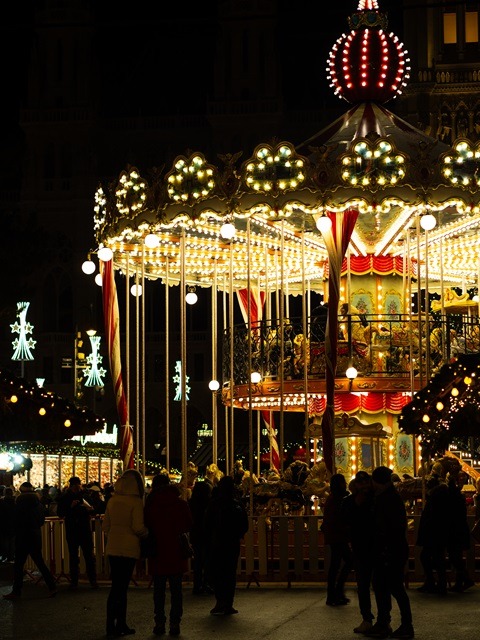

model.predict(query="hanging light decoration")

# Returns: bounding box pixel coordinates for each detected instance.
[185,287,198,305]
[326,0,410,104]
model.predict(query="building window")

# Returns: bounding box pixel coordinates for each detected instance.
[444,13,457,44]
[466,11,479,43]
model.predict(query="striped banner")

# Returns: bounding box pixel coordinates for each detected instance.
[237,288,280,470]
[319,210,359,474]
[100,259,134,469]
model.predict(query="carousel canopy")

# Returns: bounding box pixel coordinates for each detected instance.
[93,0,480,293]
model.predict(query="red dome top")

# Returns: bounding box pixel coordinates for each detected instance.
[327,0,410,105]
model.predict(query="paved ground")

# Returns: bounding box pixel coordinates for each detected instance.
[1,566,479,640]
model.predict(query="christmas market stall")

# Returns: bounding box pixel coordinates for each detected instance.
[0,368,114,487]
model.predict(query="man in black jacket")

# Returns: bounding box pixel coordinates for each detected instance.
[3,482,57,599]
[365,466,414,640]
[57,476,98,589]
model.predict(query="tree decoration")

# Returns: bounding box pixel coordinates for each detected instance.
[83,335,107,388]
[115,167,147,216]
[340,138,406,187]
[166,153,216,204]
[94,186,107,237]
[243,143,307,194]
[327,0,410,104]
[442,141,480,188]
[11,301,36,362]
[173,360,190,401]
[399,354,480,458]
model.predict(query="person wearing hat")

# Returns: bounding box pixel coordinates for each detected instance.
[364,466,414,640]
[57,476,98,589]
[3,482,57,600]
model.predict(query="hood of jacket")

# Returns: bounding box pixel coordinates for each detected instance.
[114,469,144,498]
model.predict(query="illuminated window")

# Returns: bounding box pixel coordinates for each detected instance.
[444,13,457,44]
[466,11,479,43]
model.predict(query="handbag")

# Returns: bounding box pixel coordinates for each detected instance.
[140,530,157,558]
[179,532,194,559]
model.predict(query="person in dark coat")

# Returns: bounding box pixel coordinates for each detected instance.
[144,474,193,637]
[416,478,449,595]
[322,473,353,606]
[365,466,413,640]
[188,480,213,594]
[56,476,98,589]
[2,482,57,600]
[341,471,375,633]
[446,473,475,592]
[0,486,16,563]
[204,475,249,615]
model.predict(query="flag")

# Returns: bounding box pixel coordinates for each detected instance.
[100,259,134,469]
[319,209,359,474]
[237,288,280,470]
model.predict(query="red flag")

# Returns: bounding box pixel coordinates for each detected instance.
[100,259,134,469]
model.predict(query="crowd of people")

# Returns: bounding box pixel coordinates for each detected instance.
[0,462,477,640]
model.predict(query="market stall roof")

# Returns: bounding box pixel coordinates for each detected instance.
[398,354,480,457]
[0,369,105,443]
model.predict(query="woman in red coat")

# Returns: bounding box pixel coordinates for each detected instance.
[144,474,193,637]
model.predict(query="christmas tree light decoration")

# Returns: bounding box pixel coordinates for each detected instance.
[326,0,410,104]
[11,301,36,362]
[173,360,190,401]
[83,335,107,388]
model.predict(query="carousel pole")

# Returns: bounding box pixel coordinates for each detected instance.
[279,221,285,474]
[223,279,229,473]
[415,212,424,387]
[247,219,254,514]
[165,257,170,472]
[440,238,446,362]
[229,239,235,473]
[180,232,188,493]
[125,259,131,469]
[211,260,218,465]
[301,231,309,464]
[135,269,140,471]
[141,244,146,478]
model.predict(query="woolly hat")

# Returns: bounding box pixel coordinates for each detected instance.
[371,466,393,485]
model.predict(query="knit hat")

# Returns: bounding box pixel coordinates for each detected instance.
[371,466,393,485]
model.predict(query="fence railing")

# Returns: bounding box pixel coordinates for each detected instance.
[23,514,479,587]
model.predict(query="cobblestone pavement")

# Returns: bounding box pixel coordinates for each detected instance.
[1,569,479,640]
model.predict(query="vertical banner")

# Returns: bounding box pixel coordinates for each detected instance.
[237,288,280,470]
[101,259,134,469]
[319,209,358,474]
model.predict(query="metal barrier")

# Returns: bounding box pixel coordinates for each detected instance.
[23,514,479,587]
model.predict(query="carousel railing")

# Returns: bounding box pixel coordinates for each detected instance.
[23,514,478,586]
[222,313,480,384]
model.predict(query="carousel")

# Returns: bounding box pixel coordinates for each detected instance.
[87,0,480,488]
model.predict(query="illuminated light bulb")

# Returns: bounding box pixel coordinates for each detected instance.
[82,259,96,275]
[64,419,72,428]
[346,366,358,380]
[316,216,332,233]
[98,246,113,262]
[209,379,220,392]
[145,233,160,248]
[10,395,18,403]
[220,223,236,240]
[39,407,46,416]
[130,284,143,297]
[251,371,262,384]
[451,387,459,397]
[420,214,437,231]
[185,290,198,305]
[436,402,444,411]
[464,376,472,385]
[95,273,103,287]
